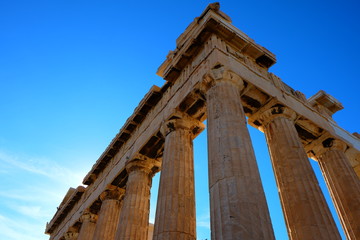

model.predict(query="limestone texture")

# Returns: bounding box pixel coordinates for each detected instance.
[115,159,159,240]
[92,187,125,240]
[260,107,341,240]
[153,118,203,240]
[315,139,360,239]
[206,68,275,240]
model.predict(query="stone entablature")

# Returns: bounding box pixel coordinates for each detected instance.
[83,85,163,185]
[157,3,276,83]
[46,3,360,240]
[46,186,85,234]
[308,90,344,118]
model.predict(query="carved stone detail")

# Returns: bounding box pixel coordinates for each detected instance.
[202,64,245,93]
[257,105,297,128]
[63,227,78,240]
[160,115,205,138]
[323,138,347,152]
[126,156,161,177]
[99,185,125,202]
[80,209,97,223]
[310,138,348,160]
[77,209,97,240]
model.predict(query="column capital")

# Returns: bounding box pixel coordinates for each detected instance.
[80,209,97,223]
[251,105,297,130]
[202,64,244,92]
[311,137,348,160]
[323,138,347,152]
[126,154,161,176]
[160,115,205,138]
[64,227,79,240]
[99,185,125,202]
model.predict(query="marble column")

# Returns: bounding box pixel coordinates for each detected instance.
[77,209,97,240]
[115,156,160,240]
[64,227,79,240]
[153,116,204,240]
[257,106,340,240]
[92,186,125,240]
[205,66,275,239]
[313,138,360,239]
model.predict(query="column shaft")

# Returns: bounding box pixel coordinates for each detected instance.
[263,114,340,240]
[207,78,274,239]
[92,188,125,240]
[318,144,360,239]
[115,160,156,240]
[153,119,198,240]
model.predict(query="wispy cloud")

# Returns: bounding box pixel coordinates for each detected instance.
[0,150,85,185]
[0,149,86,240]
[16,205,45,219]
[0,214,48,240]
[0,186,62,203]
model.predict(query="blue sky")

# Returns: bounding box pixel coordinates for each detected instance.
[1,1,359,239]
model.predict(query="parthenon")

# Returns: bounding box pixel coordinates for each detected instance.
[45,3,360,240]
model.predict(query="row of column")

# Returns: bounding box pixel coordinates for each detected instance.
[257,107,341,239]
[63,156,159,240]
[62,66,359,240]
[253,99,360,238]
[202,65,359,239]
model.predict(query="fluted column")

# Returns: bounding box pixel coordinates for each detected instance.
[64,227,79,240]
[313,138,360,239]
[205,66,275,240]
[92,186,125,240]
[153,116,204,240]
[257,106,340,240]
[77,209,97,240]
[115,155,160,240]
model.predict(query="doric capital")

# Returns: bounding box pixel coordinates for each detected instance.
[254,105,297,129]
[125,154,161,176]
[80,209,97,223]
[160,115,205,138]
[99,185,125,202]
[324,138,347,152]
[202,64,244,92]
[63,227,79,240]
[312,138,348,158]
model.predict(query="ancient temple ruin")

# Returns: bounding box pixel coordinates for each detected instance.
[45,3,360,240]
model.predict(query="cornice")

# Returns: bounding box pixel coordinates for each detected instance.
[157,3,276,82]
[46,186,85,234]
[83,85,162,185]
